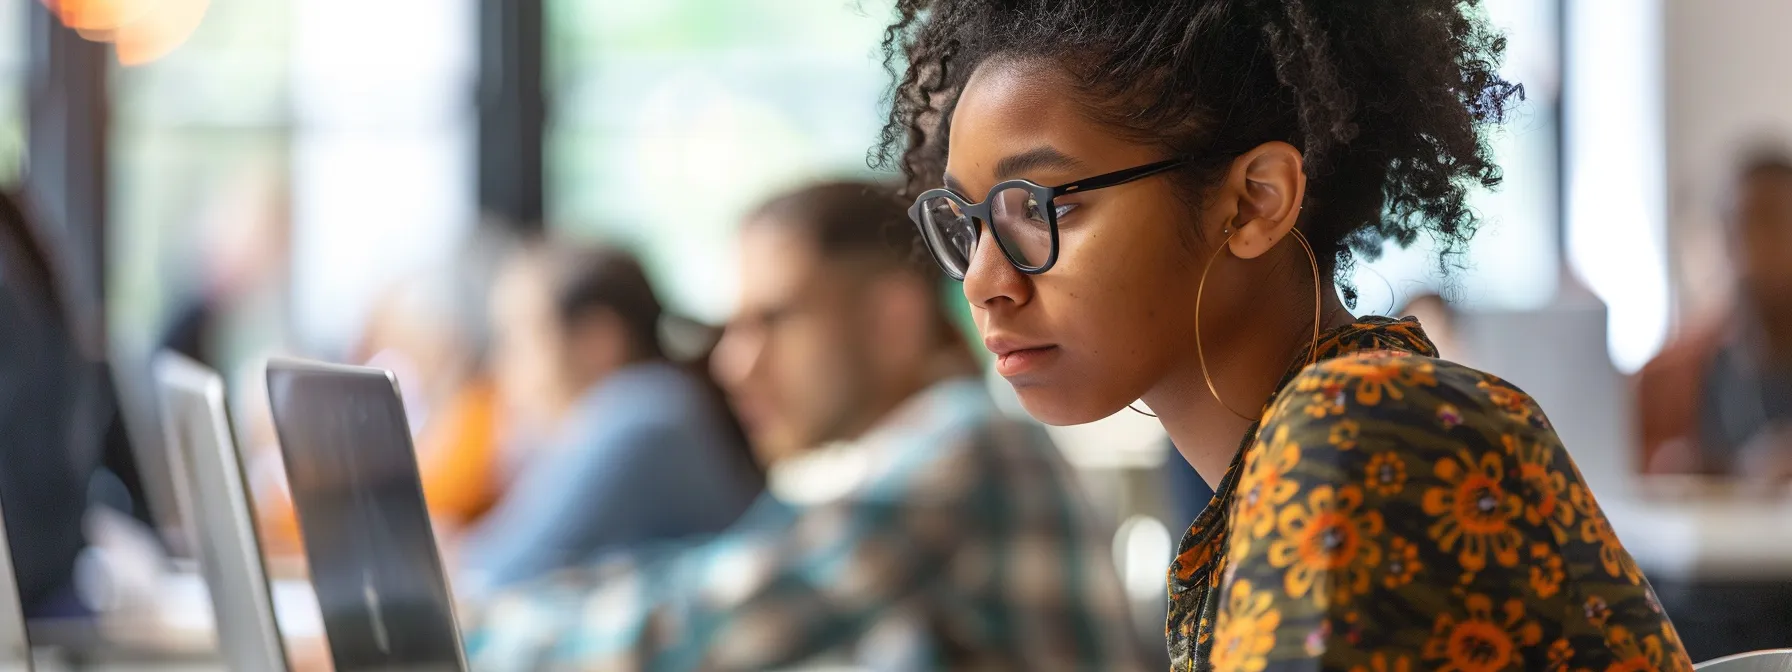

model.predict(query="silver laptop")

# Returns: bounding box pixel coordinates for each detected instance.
[0,495,32,672]
[153,352,289,670]
[263,358,466,672]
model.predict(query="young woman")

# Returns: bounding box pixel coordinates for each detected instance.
[454,242,763,596]
[880,1,1691,670]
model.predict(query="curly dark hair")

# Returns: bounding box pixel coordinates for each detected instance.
[873,0,1523,304]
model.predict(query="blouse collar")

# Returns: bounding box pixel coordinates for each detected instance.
[1211,315,1440,506]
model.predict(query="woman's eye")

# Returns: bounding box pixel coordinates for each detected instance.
[1024,196,1075,222]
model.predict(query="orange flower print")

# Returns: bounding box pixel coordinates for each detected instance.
[1211,580,1281,672]
[1506,434,1575,544]
[1546,638,1574,671]
[1385,321,1434,354]
[1383,536,1422,589]
[1303,618,1331,657]
[1529,542,1565,599]
[1233,426,1302,540]
[1226,523,1255,569]
[1438,403,1463,429]
[1572,485,1644,585]
[1476,377,1542,426]
[1423,594,1543,672]
[1601,626,1681,672]
[1366,451,1407,497]
[1169,532,1216,582]
[1267,485,1385,609]
[1328,353,1437,406]
[1296,371,1325,391]
[1584,595,1612,628]
[1422,450,1525,574]
[1305,379,1349,419]
[1267,390,1299,424]
[1349,652,1414,672]
[1330,419,1362,450]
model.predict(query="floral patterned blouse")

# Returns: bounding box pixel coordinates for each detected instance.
[1166,317,1692,672]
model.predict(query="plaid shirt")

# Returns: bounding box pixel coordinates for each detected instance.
[463,378,1142,671]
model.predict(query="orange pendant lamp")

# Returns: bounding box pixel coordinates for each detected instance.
[39,0,211,66]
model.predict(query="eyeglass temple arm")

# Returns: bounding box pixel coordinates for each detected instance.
[1052,159,1186,195]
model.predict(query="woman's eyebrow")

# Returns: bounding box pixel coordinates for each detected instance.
[942,146,1084,198]
[994,146,1084,180]
[942,173,969,196]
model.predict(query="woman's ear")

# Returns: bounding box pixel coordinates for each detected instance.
[1221,141,1307,260]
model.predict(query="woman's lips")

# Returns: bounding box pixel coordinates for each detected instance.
[994,345,1060,378]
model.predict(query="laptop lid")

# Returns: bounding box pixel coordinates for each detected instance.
[263,358,465,672]
[0,492,31,672]
[153,352,289,671]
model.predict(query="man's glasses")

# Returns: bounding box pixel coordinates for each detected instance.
[907,158,1184,280]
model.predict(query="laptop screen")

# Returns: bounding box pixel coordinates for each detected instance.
[154,352,287,671]
[266,360,464,672]
[0,499,31,671]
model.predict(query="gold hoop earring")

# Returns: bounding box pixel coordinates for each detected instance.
[1194,227,1324,422]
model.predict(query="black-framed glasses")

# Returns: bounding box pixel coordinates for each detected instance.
[908,158,1185,280]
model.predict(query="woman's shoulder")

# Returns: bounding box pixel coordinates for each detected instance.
[1260,348,1559,461]
[1240,352,1688,672]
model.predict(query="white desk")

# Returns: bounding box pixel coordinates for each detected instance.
[20,570,323,671]
[1606,481,1792,581]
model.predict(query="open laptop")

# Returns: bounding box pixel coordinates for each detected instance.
[263,358,466,672]
[0,494,33,672]
[153,352,289,670]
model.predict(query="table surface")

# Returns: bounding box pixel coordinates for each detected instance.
[1603,478,1792,580]
[16,480,1789,669]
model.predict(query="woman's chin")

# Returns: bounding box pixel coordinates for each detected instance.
[1010,386,1127,426]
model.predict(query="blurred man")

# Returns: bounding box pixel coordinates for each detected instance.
[1632,147,1792,663]
[1639,149,1792,478]
[464,182,1140,670]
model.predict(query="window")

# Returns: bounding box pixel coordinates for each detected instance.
[546,1,897,321]
[1565,0,1668,373]
[109,0,293,372]
[0,0,25,185]
[288,0,477,354]
[109,0,478,365]
[1348,0,1563,315]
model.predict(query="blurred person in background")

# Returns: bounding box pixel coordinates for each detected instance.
[357,272,505,535]
[256,226,516,555]
[1633,145,1792,666]
[160,171,295,552]
[452,240,762,598]
[157,168,291,376]
[0,190,107,615]
[1398,292,1468,362]
[463,182,1140,670]
[1640,149,1792,480]
[882,0,1688,669]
